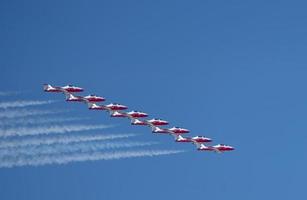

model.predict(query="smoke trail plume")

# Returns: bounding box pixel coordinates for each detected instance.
[0,116,88,127]
[0,124,112,138]
[0,141,157,157]
[0,133,137,148]
[0,149,185,168]
[0,109,66,119]
[0,100,57,109]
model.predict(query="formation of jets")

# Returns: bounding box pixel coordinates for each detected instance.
[44,84,235,153]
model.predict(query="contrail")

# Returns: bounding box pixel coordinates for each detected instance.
[0,149,185,168]
[0,100,58,109]
[0,124,113,138]
[0,116,88,127]
[0,141,158,157]
[0,109,66,119]
[0,133,137,148]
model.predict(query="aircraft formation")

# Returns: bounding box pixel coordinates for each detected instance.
[43,84,235,153]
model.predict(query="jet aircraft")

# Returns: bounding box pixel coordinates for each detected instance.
[43,84,83,93]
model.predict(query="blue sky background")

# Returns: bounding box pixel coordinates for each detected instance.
[1,0,307,199]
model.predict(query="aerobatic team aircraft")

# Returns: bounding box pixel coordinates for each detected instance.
[109,110,148,118]
[194,143,235,153]
[126,111,148,118]
[152,126,190,134]
[147,118,169,126]
[65,93,105,103]
[131,118,169,126]
[173,135,212,143]
[43,84,235,154]
[43,84,84,93]
[109,111,127,117]
[87,102,128,111]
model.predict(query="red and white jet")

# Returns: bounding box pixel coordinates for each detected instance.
[88,102,128,111]
[146,118,169,126]
[152,126,190,134]
[82,94,105,102]
[109,111,127,117]
[173,135,212,143]
[131,118,169,126]
[105,103,128,111]
[65,93,105,103]
[126,110,148,118]
[43,84,84,93]
[110,110,148,118]
[194,143,235,153]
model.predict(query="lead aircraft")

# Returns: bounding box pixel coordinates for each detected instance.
[43,84,83,93]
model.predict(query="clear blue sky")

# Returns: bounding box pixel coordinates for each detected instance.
[1,0,307,199]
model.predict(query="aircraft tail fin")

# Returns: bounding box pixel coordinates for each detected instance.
[172,134,184,140]
[43,84,52,91]
[87,102,95,109]
[171,134,179,140]
[193,141,203,149]
[108,110,117,116]
[151,126,161,132]
[64,92,74,100]
[131,118,141,124]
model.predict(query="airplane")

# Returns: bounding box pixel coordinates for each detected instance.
[110,110,148,119]
[87,102,128,111]
[130,118,169,126]
[126,110,148,118]
[110,111,128,117]
[173,135,212,143]
[65,93,105,103]
[130,118,148,125]
[87,103,107,110]
[194,143,235,153]
[146,118,169,126]
[43,84,83,93]
[152,126,190,134]
[82,94,105,102]
[168,126,190,134]
[105,103,128,111]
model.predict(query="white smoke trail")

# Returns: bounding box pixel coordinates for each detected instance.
[0,100,58,109]
[0,133,137,149]
[0,124,112,138]
[0,116,88,127]
[0,141,158,157]
[0,149,185,168]
[0,109,66,119]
